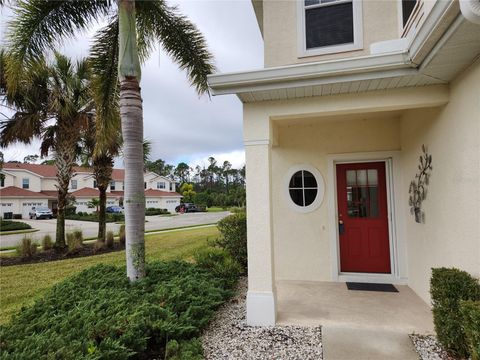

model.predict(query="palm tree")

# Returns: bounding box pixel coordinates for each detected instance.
[5,0,214,281]
[1,53,92,249]
[81,115,121,243]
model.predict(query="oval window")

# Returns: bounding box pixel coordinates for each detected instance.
[284,165,325,213]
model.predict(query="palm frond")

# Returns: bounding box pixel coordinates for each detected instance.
[6,0,113,93]
[89,17,121,154]
[135,0,216,96]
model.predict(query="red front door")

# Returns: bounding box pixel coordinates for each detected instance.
[336,162,391,273]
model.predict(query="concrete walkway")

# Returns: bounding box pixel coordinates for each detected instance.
[276,280,434,359]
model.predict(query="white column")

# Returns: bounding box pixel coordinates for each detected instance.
[244,113,276,326]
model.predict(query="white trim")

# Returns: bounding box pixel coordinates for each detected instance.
[246,291,277,326]
[297,0,364,57]
[283,164,325,213]
[327,151,406,283]
[244,139,271,146]
[208,51,411,94]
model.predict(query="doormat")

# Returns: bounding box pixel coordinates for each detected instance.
[346,282,399,292]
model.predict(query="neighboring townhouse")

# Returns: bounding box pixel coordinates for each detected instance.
[0,163,182,217]
[208,0,480,326]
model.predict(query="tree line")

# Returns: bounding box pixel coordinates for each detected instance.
[145,156,246,208]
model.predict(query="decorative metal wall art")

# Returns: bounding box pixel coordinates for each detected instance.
[409,145,433,223]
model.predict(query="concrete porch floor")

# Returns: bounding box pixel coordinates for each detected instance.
[276,280,434,334]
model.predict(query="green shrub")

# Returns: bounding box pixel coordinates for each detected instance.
[42,235,53,251]
[16,237,37,258]
[0,261,231,359]
[119,225,126,246]
[145,208,169,216]
[460,300,480,360]
[230,206,246,214]
[430,267,480,358]
[166,338,203,360]
[193,248,242,289]
[73,229,83,243]
[216,212,247,272]
[0,219,32,232]
[106,231,114,248]
[66,232,82,252]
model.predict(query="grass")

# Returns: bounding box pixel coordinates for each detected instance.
[207,207,228,212]
[0,229,39,236]
[0,226,219,325]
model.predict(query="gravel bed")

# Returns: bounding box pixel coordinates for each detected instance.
[410,334,459,360]
[202,278,323,360]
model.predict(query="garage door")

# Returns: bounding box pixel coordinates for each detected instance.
[1,202,14,217]
[22,202,45,219]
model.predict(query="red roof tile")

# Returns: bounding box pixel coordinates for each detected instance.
[3,163,57,177]
[144,189,182,197]
[3,162,127,180]
[70,188,123,198]
[0,186,56,198]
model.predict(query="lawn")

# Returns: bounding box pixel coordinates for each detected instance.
[0,226,219,325]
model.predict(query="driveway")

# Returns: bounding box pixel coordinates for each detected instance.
[0,211,230,247]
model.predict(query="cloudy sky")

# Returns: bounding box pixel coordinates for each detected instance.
[0,0,264,169]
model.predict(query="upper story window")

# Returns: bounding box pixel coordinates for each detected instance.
[402,0,417,27]
[22,178,29,189]
[299,0,363,57]
[169,183,173,191]
[71,180,77,190]
[157,181,166,189]
[110,181,116,191]
[93,180,97,188]
[0,176,4,187]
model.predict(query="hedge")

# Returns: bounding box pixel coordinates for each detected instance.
[0,261,237,359]
[460,300,480,360]
[430,267,480,358]
[216,212,247,272]
[0,220,32,232]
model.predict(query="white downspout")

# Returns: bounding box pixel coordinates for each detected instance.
[460,0,480,24]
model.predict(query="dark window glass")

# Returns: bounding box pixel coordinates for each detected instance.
[402,0,417,27]
[304,189,318,206]
[303,171,317,188]
[289,171,304,188]
[305,2,354,49]
[288,170,319,208]
[290,189,304,206]
[346,169,379,218]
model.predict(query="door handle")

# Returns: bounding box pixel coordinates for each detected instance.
[338,219,345,235]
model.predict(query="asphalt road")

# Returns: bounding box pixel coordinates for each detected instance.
[0,211,230,247]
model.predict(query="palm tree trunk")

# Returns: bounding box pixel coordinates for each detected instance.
[119,0,145,281]
[97,185,107,242]
[54,132,77,250]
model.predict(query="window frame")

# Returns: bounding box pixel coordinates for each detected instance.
[297,0,364,57]
[22,178,30,189]
[157,181,166,190]
[284,164,325,213]
[71,179,77,190]
[110,181,116,191]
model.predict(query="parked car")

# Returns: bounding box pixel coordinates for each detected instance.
[175,203,199,213]
[106,206,124,214]
[29,206,53,220]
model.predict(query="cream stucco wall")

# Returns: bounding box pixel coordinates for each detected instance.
[400,59,480,303]
[263,0,401,67]
[271,116,402,281]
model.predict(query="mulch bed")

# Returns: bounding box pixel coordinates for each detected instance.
[0,242,125,267]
